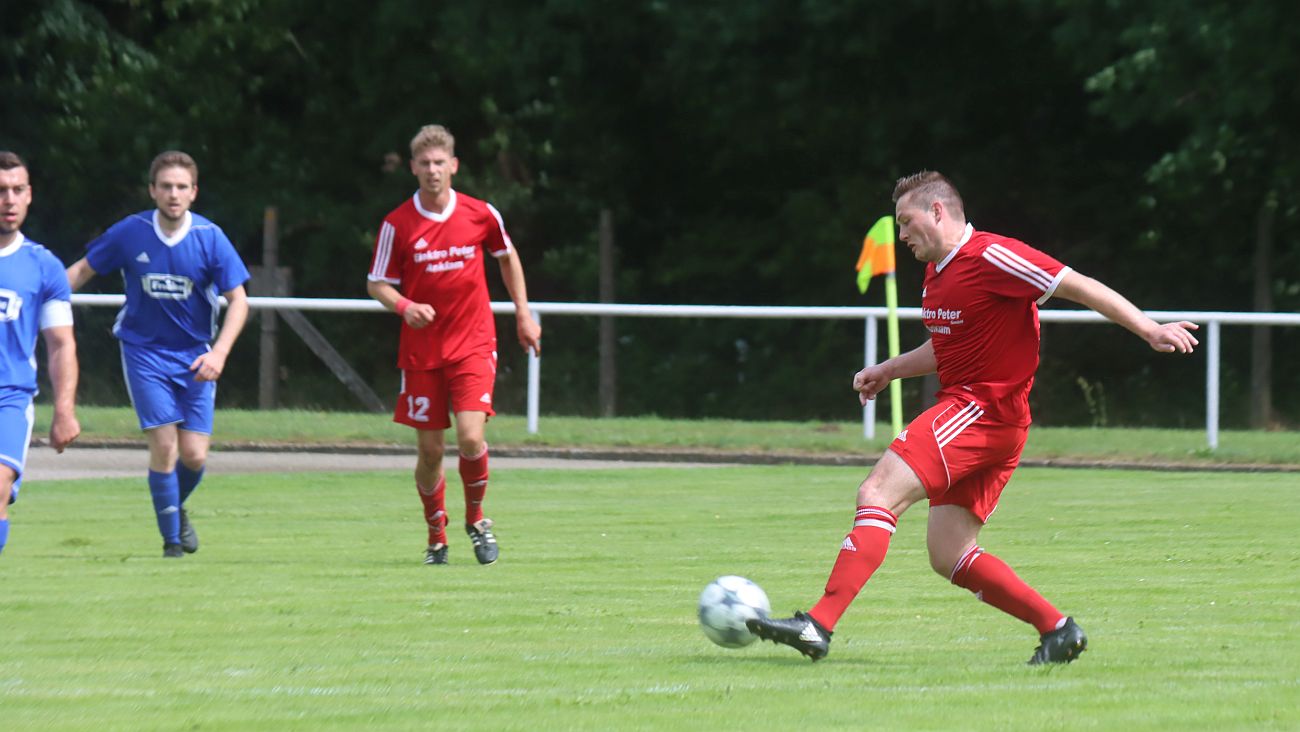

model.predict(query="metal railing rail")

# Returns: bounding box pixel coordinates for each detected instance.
[72,295,1300,448]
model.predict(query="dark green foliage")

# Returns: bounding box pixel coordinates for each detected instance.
[3,1,1295,425]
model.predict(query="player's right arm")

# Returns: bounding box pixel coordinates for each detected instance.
[366,279,435,329]
[853,340,937,405]
[65,257,99,291]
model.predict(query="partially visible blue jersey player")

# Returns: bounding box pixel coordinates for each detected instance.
[67,151,249,559]
[0,151,81,557]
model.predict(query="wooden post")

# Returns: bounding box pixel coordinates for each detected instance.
[598,209,617,417]
[258,206,280,410]
[1250,193,1276,428]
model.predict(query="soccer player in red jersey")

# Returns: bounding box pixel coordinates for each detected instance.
[748,171,1199,664]
[367,125,542,566]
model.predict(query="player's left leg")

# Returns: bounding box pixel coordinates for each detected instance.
[453,411,496,565]
[173,373,214,554]
[454,410,489,524]
[175,430,210,554]
[932,504,1085,664]
[448,353,498,565]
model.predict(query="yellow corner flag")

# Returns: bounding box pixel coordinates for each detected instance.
[855,215,896,294]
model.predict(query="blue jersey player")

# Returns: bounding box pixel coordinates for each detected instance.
[0,151,82,557]
[67,151,249,559]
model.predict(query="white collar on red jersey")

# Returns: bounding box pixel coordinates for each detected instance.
[414,189,457,222]
[935,223,975,273]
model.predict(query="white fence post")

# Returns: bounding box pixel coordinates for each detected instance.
[527,312,542,435]
[863,316,877,440]
[1207,319,1221,450]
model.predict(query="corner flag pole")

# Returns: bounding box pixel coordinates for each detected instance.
[857,215,903,437]
[884,270,903,436]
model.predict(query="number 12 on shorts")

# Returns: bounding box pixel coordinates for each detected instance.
[406,395,430,422]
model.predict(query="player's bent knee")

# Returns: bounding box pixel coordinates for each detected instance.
[457,438,486,459]
[928,551,958,578]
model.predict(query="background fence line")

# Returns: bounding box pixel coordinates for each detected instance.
[71,295,1300,449]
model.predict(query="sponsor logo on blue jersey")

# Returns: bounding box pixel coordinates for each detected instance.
[142,274,194,300]
[0,289,22,322]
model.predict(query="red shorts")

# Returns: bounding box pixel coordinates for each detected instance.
[393,353,497,431]
[888,395,1028,523]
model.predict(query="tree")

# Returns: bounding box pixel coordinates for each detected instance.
[1037,0,1300,427]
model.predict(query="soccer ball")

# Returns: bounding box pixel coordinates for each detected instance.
[697,575,771,648]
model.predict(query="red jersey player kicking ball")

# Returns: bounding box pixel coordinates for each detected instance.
[367,125,542,566]
[747,171,1199,664]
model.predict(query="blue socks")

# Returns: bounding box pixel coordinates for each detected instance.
[177,463,205,505]
[0,518,8,556]
[148,470,181,545]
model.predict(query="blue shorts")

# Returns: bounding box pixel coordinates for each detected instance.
[121,342,215,434]
[0,388,35,502]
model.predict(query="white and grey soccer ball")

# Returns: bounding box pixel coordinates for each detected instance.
[698,575,771,648]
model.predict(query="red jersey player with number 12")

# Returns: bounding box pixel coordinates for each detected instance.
[367,125,541,567]
[747,171,1199,665]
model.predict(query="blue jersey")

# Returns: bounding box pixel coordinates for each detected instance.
[0,234,74,393]
[86,210,250,350]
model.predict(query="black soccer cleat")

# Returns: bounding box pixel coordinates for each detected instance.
[178,509,199,554]
[746,610,832,661]
[163,543,185,558]
[1028,617,1088,665]
[424,543,448,565]
[465,518,499,565]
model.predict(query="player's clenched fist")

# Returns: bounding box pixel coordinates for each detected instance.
[853,364,891,405]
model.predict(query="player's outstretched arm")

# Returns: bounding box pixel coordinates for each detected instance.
[496,249,542,355]
[41,325,80,452]
[65,258,99,292]
[1053,271,1199,354]
[190,285,250,382]
[366,279,435,329]
[853,340,937,405]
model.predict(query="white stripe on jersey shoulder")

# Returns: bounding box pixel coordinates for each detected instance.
[934,223,975,273]
[485,202,515,257]
[371,220,396,279]
[414,189,457,222]
[0,232,25,257]
[152,210,193,247]
[983,242,1053,291]
[1036,266,1072,305]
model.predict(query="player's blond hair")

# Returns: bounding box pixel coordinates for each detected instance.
[892,170,964,218]
[149,150,199,185]
[410,125,456,158]
[0,151,27,171]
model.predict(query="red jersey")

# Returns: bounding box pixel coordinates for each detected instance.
[921,225,1071,426]
[369,190,513,369]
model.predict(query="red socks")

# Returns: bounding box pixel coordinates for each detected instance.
[950,546,1065,635]
[809,506,898,631]
[417,476,447,546]
[418,444,490,543]
[459,444,490,525]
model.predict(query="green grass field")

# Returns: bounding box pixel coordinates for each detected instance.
[3,465,1297,730]
[45,405,1300,466]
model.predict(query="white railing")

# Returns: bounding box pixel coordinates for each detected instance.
[72,295,1300,449]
